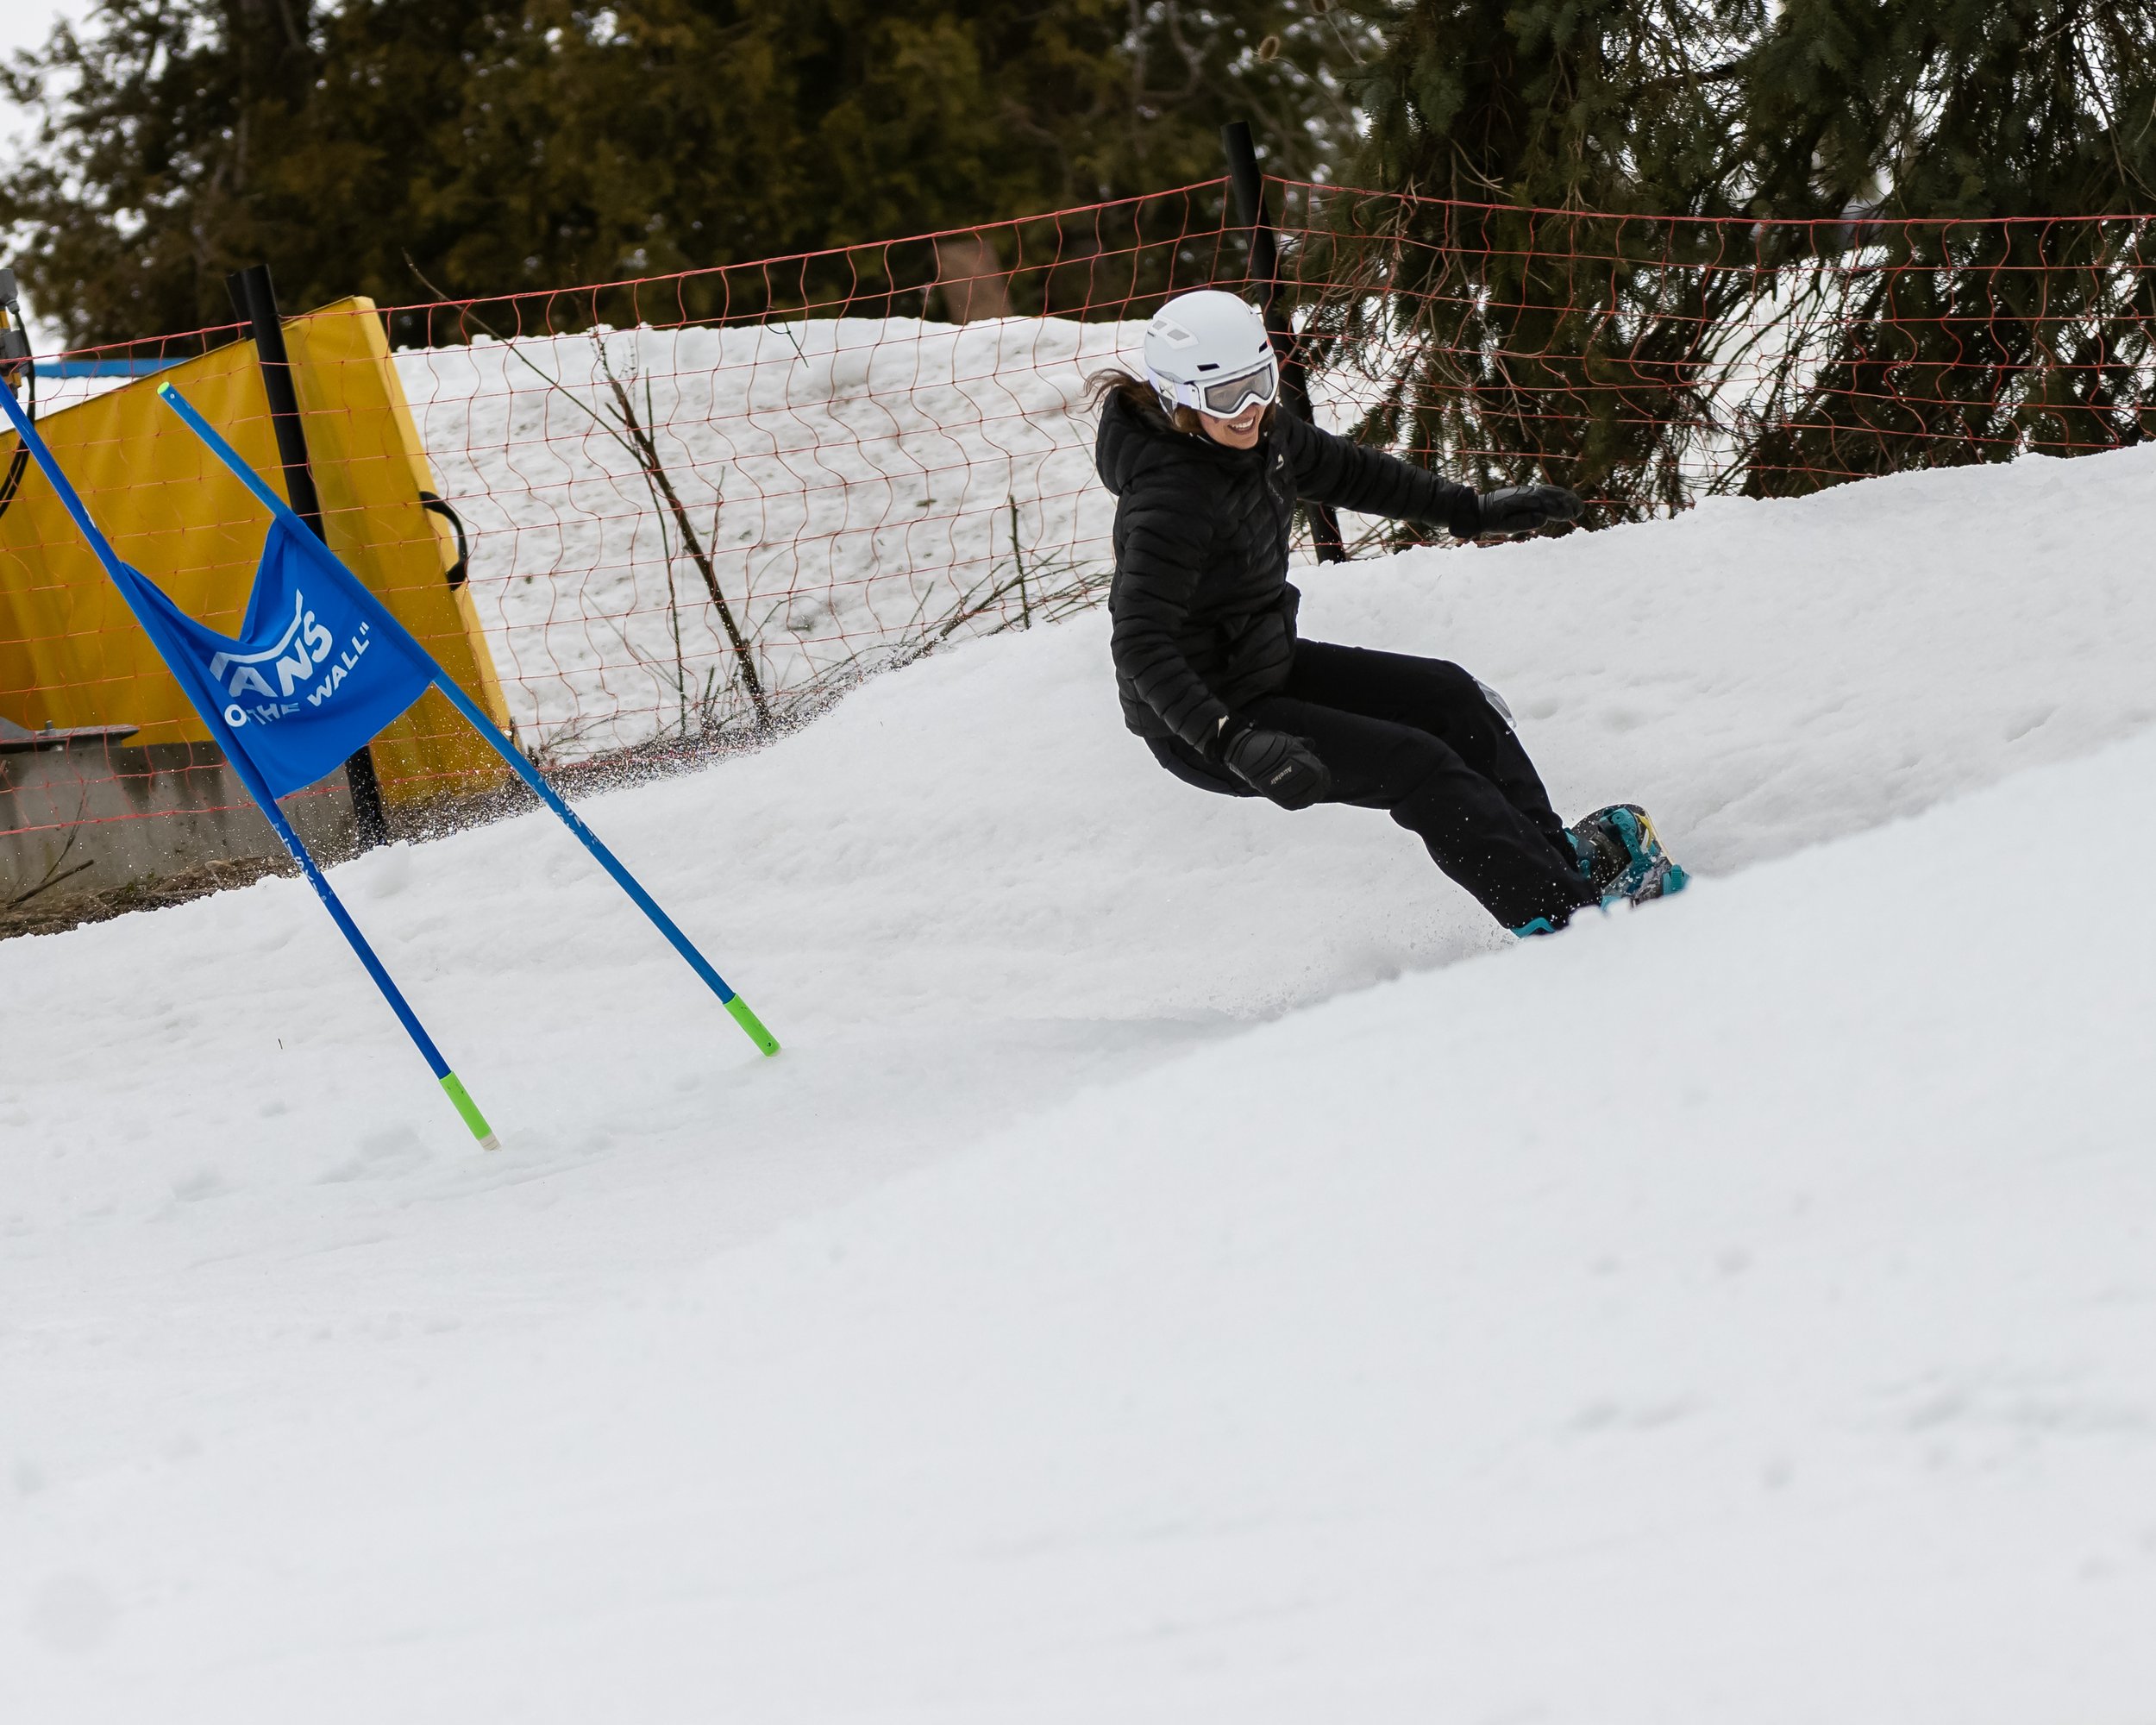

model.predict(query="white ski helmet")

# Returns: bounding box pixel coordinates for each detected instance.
[1142,288,1280,420]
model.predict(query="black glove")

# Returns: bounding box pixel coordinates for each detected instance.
[1214,717,1332,811]
[1470,483,1583,537]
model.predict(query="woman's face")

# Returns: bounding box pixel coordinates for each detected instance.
[1199,402,1265,450]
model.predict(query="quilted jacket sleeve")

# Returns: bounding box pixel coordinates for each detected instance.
[1107,455,1232,751]
[1279,413,1482,538]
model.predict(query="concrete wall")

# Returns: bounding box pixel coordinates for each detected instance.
[0,737,353,903]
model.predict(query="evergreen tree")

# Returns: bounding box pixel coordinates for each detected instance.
[1324,1,1765,524]
[1739,1,2156,487]
[1744,0,2156,220]
[3,0,1368,346]
[1332,0,2156,512]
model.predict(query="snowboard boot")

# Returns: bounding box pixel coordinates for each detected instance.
[1566,805,1689,907]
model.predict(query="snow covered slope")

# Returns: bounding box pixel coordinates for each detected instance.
[7,448,2156,1720]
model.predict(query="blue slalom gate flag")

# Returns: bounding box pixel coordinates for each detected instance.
[114,511,435,800]
[0,373,777,1156]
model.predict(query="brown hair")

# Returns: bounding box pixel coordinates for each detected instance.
[1084,366,1275,440]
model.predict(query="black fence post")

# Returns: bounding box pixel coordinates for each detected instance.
[1221,122,1346,563]
[226,263,391,850]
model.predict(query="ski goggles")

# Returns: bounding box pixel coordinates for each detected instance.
[1159,354,1280,421]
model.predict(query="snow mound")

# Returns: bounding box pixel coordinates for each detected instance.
[398,317,1141,759]
[7,447,2156,1719]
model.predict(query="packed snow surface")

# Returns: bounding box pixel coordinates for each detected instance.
[8,447,2156,1719]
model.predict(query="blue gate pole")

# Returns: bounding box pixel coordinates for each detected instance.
[219,737,502,1149]
[428,671,780,1055]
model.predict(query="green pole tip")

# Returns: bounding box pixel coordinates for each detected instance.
[439,1071,501,1149]
[724,994,780,1057]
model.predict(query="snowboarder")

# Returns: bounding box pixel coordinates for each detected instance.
[1092,288,1685,936]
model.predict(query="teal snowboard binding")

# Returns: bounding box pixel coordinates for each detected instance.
[1511,806,1689,938]
[1568,803,1689,908]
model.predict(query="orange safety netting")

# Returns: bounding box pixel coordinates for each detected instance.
[6,175,2154,900]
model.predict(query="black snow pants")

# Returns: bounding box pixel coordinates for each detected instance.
[1148,640,1599,932]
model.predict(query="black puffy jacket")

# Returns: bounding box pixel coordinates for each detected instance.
[1095,389,1479,748]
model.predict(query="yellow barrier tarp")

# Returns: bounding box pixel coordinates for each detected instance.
[0,298,512,806]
